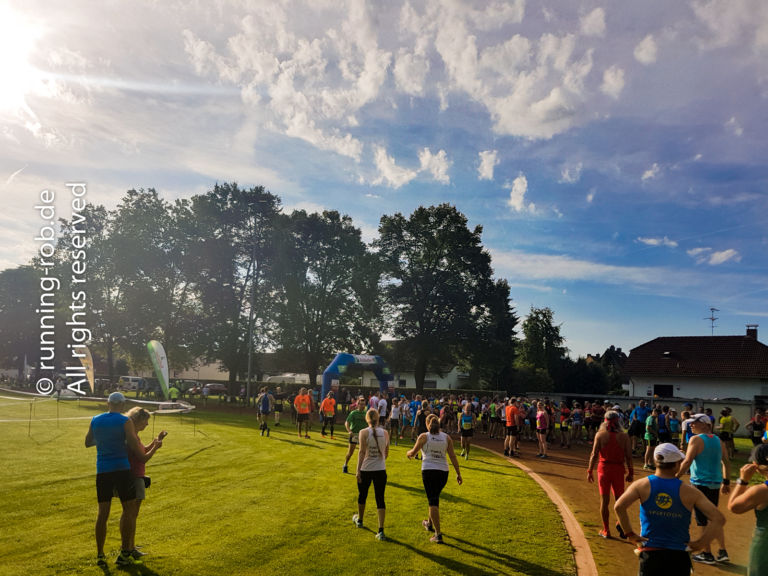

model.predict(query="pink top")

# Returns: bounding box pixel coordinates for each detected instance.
[536,410,548,430]
[129,439,147,477]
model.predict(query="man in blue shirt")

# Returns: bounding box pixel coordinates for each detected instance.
[629,400,650,454]
[676,413,732,565]
[85,392,146,566]
[615,443,724,576]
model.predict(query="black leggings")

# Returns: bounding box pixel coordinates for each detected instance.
[358,470,387,509]
[422,469,449,507]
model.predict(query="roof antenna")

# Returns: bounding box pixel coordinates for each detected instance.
[704,307,719,336]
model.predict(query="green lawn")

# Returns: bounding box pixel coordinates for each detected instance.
[1,393,576,575]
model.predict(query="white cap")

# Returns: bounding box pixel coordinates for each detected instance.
[108,392,126,404]
[654,443,686,463]
[685,413,711,426]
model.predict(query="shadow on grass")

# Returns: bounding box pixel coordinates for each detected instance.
[385,536,498,576]
[269,436,326,449]
[386,481,490,509]
[447,534,573,576]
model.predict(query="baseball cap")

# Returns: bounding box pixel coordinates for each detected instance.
[108,392,126,404]
[686,413,711,426]
[654,443,686,463]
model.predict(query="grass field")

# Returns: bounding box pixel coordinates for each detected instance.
[1,392,576,576]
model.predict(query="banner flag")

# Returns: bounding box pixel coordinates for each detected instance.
[147,340,170,400]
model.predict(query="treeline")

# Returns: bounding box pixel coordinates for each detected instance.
[0,183,619,394]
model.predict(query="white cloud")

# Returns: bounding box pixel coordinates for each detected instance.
[637,236,678,248]
[393,49,430,95]
[586,189,596,203]
[580,8,606,38]
[478,150,499,180]
[687,247,711,258]
[560,162,582,183]
[642,163,661,180]
[600,65,625,99]
[418,147,451,184]
[371,145,418,189]
[505,173,535,213]
[708,249,741,265]
[634,35,658,64]
[725,116,743,136]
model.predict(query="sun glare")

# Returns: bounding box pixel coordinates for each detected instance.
[0,3,43,113]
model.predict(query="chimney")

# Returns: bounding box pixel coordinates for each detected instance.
[746,324,758,340]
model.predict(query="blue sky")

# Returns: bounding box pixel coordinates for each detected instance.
[1,0,766,358]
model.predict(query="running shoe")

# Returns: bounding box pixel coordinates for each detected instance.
[615,523,627,540]
[598,529,610,539]
[422,519,434,532]
[375,531,387,541]
[343,465,348,473]
[430,534,444,544]
[715,549,729,562]
[692,552,716,565]
[130,549,146,559]
[643,464,653,470]
[116,551,143,566]
[504,449,509,456]
[352,514,363,528]
[96,554,107,566]
[304,434,311,439]
[460,450,465,457]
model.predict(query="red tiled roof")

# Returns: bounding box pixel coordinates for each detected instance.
[625,336,768,379]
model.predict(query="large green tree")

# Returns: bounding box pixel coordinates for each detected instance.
[274,209,380,386]
[0,266,41,379]
[376,204,494,393]
[186,183,281,386]
[517,306,568,384]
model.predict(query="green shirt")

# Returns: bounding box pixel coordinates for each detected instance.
[346,409,367,434]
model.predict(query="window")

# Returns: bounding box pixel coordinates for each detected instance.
[398,379,406,388]
[424,380,437,389]
[654,384,673,398]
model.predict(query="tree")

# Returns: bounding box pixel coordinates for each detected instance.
[517,306,568,383]
[460,279,518,389]
[274,210,380,386]
[376,204,494,393]
[0,266,41,379]
[186,183,281,386]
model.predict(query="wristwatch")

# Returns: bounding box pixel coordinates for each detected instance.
[736,478,749,486]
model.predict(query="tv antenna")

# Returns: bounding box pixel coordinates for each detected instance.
[704,307,719,336]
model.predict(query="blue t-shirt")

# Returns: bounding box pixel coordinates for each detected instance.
[690,434,723,488]
[640,476,690,550]
[633,405,650,422]
[91,412,130,474]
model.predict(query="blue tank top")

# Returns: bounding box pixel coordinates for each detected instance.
[461,413,473,430]
[91,412,130,473]
[260,393,271,412]
[640,476,690,550]
[690,434,723,487]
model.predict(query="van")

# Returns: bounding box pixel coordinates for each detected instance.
[118,376,143,390]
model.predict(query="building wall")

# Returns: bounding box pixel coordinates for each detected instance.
[362,367,467,390]
[628,375,768,401]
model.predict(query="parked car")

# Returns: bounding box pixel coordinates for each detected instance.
[189,383,229,395]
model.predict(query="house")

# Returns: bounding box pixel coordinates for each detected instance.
[360,366,470,391]
[624,325,768,403]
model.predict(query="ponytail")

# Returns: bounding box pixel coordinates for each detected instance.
[427,413,440,434]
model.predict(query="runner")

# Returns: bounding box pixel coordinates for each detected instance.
[615,443,725,576]
[388,398,401,446]
[407,413,462,544]
[676,413,732,565]
[504,399,518,457]
[459,403,476,460]
[643,407,660,470]
[571,402,584,445]
[273,386,284,427]
[319,391,336,438]
[536,402,549,458]
[352,409,389,541]
[745,408,766,446]
[343,397,368,474]
[293,387,313,438]
[587,410,633,538]
[728,443,768,576]
[256,387,274,437]
[559,401,571,448]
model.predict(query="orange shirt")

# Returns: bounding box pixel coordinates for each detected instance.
[505,405,518,426]
[319,397,336,416]
[294,394,312,414]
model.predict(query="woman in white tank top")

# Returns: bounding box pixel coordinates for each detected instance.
[407,413,462,544]
[353,409,389,540]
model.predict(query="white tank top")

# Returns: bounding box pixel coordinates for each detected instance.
[421,431,449,471]
[360,427,386,472]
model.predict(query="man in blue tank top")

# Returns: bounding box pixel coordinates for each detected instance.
[676,413,732,565]
[615,443,724,576]
[85,392,146,566]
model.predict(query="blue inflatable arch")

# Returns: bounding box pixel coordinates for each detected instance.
[320,353,393,401]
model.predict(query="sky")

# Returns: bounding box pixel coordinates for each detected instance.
[1,0,767,359]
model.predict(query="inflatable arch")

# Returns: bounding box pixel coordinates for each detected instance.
[320,353,393,400]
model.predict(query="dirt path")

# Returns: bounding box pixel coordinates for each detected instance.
[473,435,752,576]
